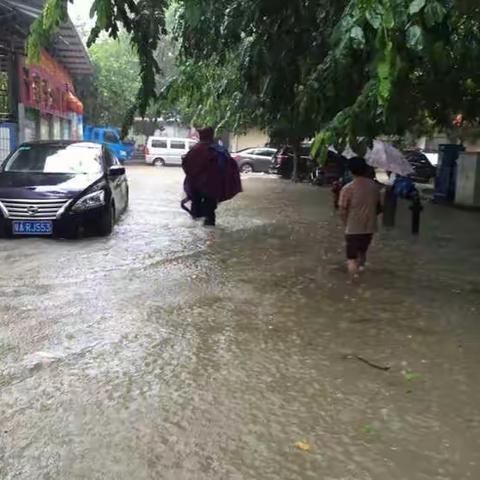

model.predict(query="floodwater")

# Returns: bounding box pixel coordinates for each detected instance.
[0,166,479,480]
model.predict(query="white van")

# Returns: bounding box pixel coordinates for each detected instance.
[144,137,197,166]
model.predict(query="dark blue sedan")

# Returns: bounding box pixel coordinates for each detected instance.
[0,141,129,237]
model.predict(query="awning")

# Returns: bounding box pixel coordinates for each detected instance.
[1,0,93,76]
[50,18,93,76]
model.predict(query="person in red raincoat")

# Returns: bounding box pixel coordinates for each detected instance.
[182,127,242,226]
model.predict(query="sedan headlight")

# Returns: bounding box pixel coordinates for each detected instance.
[72,190,106,212]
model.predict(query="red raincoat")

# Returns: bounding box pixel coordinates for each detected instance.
[182,129,242,202]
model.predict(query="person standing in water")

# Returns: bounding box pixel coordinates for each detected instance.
[338,157,382,277]
[182,127,241,226]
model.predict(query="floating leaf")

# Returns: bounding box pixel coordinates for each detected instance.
[361,425,376,435]
[294,440,312,452]
[402,370,423,382]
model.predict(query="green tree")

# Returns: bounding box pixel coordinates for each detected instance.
[307,0,480,160]
[159,55,258,133]
[30,0,480,157]
[86,32,141,126]
[169,0,346,178]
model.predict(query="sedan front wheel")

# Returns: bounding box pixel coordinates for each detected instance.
[97,203,115,236]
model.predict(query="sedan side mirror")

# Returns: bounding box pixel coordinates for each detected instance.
[109,165,126,176]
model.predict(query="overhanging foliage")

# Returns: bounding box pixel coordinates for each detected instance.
[30,0,480,157]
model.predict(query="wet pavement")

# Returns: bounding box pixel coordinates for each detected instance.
[1,165,479,479]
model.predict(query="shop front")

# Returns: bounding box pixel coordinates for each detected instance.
[18,50,84,143]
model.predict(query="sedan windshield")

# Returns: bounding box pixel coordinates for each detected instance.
[4,144,103,175]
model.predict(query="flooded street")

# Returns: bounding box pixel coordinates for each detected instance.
[1,165,479,479]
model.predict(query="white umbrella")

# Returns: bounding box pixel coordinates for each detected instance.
[342,140,413,176]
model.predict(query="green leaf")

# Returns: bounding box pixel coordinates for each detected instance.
[311,130,333,165]
[361,425,376,435]
[402,370,423,382]
[424,1,446,27]
[406,25,424,51]
[366,6,383,30]
[466,78,476,92]
[30,0,480,152]
[350,26,365,49]
[383,4,395,29]
[89,0,98,19]
[311,135,321,160]
[377,41,394,105]
[409,0,427,15]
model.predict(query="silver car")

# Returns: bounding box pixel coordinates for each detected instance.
[232,147,277,173]
[145,137,197,166]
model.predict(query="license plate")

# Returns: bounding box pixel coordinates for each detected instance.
[12,221,53,236]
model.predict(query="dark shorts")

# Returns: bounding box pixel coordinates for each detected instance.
[346,234,373,260]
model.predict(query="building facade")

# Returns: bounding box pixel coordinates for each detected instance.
[0,0,92,160]
[229,128,270,152]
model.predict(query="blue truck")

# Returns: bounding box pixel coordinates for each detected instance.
[83,126,135,163]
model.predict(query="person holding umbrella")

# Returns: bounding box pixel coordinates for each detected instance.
[338,157,382,277]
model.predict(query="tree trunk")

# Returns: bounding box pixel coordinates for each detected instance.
[291,138,301,183]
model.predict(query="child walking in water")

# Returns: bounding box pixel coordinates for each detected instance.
[338,157,382,277]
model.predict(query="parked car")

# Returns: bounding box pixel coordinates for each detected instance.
[0,141,128,237]
[404,150,437,183]
[232,147,277,173]
[84,125,135,163]
[310,151,348,185]
[145,137,197,166]
[271,144,345,183]
[271,144,312,179]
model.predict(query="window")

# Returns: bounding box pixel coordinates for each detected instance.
[170,141,186,150]
[104,148,114,167]
[256,149,274,157]
[104,131,119,144]
[300,145,311,156]
[151,139,167,149]
[5,144,103,174]
[106,149,121,166]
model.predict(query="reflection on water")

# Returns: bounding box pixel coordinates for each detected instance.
[0,167,479,479]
